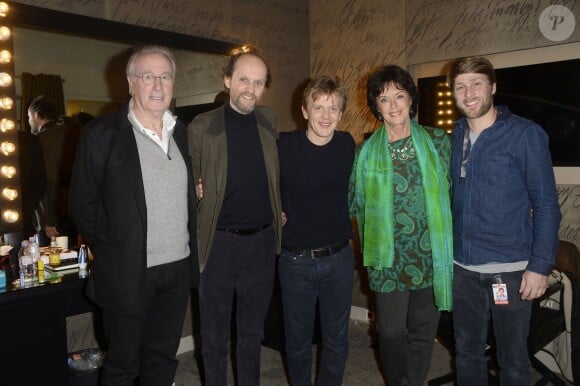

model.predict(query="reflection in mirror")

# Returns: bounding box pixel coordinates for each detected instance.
[5,1,238,240]
[14,27,230,119]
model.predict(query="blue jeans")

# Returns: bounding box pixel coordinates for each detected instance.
[279,244,354,386]
[453,265,532,386]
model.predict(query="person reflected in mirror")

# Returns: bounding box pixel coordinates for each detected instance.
[448,57,561,386]
[17,129,46,240]
[187,45,281,386]
[69,45,199,386]
[349,65,453,386]
[28,95,66,243]
[278,75,355,386]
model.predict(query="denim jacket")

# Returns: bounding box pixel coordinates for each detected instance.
[450,106,561,275]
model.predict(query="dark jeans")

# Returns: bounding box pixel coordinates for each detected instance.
[375,287,440,386]
[101,258,191,386]
[453,265,532,386]
[279,244,354,386]
[199,227,276,386]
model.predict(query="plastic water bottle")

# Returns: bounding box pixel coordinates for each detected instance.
[18,240,33,279]
[28,236,40,278]
[78,244,88,270]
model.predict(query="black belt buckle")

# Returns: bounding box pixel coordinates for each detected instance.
[286,240,348,259]
[310,247,332,258]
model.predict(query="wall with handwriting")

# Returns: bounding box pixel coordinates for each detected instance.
[406,0,580,64]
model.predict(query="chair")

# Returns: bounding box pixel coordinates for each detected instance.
[528,240,580,385]
[528,280,567,386]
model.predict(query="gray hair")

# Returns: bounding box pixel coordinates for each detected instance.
[126,45,176,76]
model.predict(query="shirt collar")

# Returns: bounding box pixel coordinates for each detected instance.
[127,98,177,154]
[127,98,177,135]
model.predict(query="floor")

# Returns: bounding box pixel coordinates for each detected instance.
[172,319,573,385]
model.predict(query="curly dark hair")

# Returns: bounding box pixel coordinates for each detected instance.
[366,65,418,120]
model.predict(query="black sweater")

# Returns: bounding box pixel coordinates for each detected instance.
[278,129,355,249]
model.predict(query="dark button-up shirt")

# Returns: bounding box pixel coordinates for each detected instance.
[451,106,561,275]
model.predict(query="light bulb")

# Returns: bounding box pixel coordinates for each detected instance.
[0,141,14,155]
[0,26,10,41]
[0,72,12,87]
[0,50,10,63]
[1,187,17,200]
[0,165,16,178]
[0,118,14,132]
[2,209,19,223]
[0,2,8,17]
[0,96,13,109]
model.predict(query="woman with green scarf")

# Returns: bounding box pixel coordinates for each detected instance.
[349,65,453,386]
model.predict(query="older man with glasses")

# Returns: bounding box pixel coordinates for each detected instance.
[69,45,198,386]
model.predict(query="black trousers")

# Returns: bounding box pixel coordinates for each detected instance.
[101,258,191,386]
[375,287,440,386]
[199,226,276,386]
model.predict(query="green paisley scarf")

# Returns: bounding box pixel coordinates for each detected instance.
[349,121,453,310]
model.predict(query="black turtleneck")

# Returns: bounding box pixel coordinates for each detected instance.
[216,102,272,229]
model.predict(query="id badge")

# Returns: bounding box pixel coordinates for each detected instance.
[492,275,508,305]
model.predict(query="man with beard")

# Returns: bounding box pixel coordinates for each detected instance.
[187,46,281,386]
[447,56,561,386]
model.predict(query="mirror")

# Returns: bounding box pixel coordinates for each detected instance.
[11,1,239,119]
[8,1,239,239]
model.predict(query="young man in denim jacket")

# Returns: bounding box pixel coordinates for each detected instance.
[448,57,561,386]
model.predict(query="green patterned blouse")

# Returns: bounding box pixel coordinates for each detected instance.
[368,129,450,293]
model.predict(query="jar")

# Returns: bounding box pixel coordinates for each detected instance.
[48,248,61,266]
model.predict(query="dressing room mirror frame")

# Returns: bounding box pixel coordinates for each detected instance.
[4,1,238,234]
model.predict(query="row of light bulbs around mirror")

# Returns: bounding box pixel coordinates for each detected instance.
[0,1,20,224]
[436,85,457,132]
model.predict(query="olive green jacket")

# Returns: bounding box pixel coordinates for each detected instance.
[187,104,282,271]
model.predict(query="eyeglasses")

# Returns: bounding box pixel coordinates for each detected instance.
[133,73,174,86]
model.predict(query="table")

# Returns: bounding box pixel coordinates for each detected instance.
[0,269,96,385]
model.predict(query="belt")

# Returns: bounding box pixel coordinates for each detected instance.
[284,240,349,258]
[216,224,271,236]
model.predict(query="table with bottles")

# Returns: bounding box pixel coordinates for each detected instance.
[0,247,95,385]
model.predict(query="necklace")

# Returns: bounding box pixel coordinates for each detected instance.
[389,136,415,161]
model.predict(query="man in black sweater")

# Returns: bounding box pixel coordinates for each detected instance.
[278,75,355,386]
[188,46,282,386]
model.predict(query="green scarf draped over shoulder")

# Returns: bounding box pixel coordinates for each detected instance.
[349,121,453,310]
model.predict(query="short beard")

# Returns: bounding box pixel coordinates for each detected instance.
[458,96,493,120]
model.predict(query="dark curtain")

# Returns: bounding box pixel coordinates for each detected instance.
[20,72,65,131]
